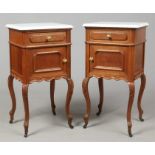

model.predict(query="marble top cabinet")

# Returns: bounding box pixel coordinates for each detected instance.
[82,22,148,137]
[7,23,74,137]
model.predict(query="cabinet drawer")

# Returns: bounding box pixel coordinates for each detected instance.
[87,28,132,44]
[28,32,66,43]
[91,31,127,41]
[26,47,69,78]
[88,45,130,79]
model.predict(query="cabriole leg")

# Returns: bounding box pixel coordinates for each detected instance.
[50,79,56,115]
[8,75,16,124]
[82,77,91,128]
[137,74,146,121]
[65,78,74,129]
[127,82,135,137]
[22,84,29,138]
[96,78,104,116]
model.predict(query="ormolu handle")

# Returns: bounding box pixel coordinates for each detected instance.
[106,34,112,40]
[89,57,94,63]
[46,36,52,41]
[62,58,68,63]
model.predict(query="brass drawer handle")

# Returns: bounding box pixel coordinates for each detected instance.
[62,58,68,63]
[46,36,52,41]
[89,57,94,63]
[106,34,112,40]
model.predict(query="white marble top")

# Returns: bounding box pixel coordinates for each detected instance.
[6,22,73,30]
[83,22,149,28]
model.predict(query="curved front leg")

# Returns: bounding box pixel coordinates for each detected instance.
[82,77,91,128]
[127,82,135,137]
[8,75,16,124]
[96,78,104,116]
[22,84,29,137]
[65,78,74,129]
[50,79,56,115]
[137,74,146,121]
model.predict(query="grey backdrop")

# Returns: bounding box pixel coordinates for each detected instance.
[0,13,154,141]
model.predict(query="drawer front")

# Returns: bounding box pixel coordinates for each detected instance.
[88,45,130,79]
[87,28,132,44]
[27,47,69,78]
[26,31,67,45]
[91,31,127,41]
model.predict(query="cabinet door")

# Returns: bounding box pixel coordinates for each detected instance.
[89,45,130,79]
[27,46,69,80]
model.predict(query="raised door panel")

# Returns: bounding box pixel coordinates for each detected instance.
[27,46,68,80]
[89,45,130,80]
[33,51,63,73]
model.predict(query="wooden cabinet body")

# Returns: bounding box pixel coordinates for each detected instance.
[9,29,72,83]
[82,22,148,137]
[7,23,74,137]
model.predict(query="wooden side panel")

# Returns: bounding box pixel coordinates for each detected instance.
[10,45,23,75]
[134,44,145,77]
[85,43,90,77]
[66,30,71,78]
[9,29,24,45]
[134,28,146,44]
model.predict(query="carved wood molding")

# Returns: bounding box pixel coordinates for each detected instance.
[134,71,144,80]
[11,72,23,83]
[85,41,146,47]
[87,74,128,82]
[28,75,69,84]
[9,41,71,49]
[93,49,125,71]
[11,72,70,84]
[33,51,62,73]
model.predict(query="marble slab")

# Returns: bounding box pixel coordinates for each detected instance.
[6,22,73,30]
[83,22,149,28]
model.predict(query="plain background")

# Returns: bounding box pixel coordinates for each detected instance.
[0,13,154,141]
